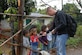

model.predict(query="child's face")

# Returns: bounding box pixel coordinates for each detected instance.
[46,27,49,31]
[33,28,37,35]
[25,33,29,37]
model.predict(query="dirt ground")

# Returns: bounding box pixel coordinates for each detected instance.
[1,45,82,55]
[67,47,82,55]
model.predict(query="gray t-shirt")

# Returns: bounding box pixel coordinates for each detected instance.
[22,36,30,55]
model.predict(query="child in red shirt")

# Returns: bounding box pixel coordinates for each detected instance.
[29,25,39,55]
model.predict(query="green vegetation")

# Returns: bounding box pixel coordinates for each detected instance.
[76,25,82,37]
[0,48,2,55]
[63,3,82,24]
[0,0,82,48]
[67,37,81,48]
[67,25,82,48]
[63,3,82,48]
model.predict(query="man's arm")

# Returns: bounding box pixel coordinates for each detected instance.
[54,12,67,31]
[47,20,55,33]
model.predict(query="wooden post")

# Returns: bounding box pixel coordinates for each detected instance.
[17,0,24,55]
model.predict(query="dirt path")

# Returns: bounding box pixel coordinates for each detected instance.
[1,45,82,55]
[67,48,82,55]
[1,45,12,55]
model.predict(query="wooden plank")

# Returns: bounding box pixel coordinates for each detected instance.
[17,0,24,55]
[0,13,53,18]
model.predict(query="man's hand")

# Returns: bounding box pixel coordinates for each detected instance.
[51,29,56,34]
[44,42,48,45]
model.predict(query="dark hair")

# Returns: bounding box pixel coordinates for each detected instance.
[23,30,29,36]
[29,25,37,31]
[29,25,37,36]
[41,25,47,32]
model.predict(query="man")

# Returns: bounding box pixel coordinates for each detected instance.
[46,7,68,55]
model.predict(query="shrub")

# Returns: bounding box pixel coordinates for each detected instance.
[67,37,80,48]
[76,25,82,37]
[0,48,2,55]
[67,25,82,48]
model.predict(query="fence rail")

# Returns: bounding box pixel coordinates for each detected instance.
[0,19,37,47]
[0,13,53,18]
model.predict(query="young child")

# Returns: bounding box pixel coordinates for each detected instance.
[29,25,39,55]
[39,25,48,51]
[47,24,53,50]
[22,30,30,55]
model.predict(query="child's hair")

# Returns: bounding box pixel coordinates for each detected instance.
[29,25,37,31]
[47,21,53,29]
[23,29,29,36]
[29,25,37,36]
[41,25,47,32]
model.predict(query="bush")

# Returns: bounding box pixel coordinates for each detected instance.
[76,25,82,37]
[35,22,42,33]
[0,48,2,55]
[67,37,81,48]
[67,25,82,48]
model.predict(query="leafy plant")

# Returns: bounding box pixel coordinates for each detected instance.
[0,47,2,55]
[67,37,80,48]
[76,25,82,37]
[4,7,17,14]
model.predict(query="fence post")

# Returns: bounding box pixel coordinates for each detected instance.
[17,0,24,55]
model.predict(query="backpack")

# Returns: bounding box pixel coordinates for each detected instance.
[66,14,77,37]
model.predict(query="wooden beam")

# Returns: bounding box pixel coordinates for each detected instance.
[17,0,24,55]
[0,13,53,18]
[0,18,37,47]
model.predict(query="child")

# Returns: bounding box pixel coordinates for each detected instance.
[47,24,53,50]
[39,25,48,51]
[22,30,30,55]
[29,25,39,55]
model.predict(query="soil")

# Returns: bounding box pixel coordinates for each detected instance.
[67,47,82,55]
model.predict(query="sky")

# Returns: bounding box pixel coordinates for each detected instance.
[36,0,74,10]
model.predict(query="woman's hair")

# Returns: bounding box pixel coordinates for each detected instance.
[41,25,47,32]
[23,30,29,36]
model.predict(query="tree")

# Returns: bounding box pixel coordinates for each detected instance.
[24,0,36,14]
[7,0,17,7]
[6,0,36,15]
[0,0,8,21]
[63,3,80,13]
[38,9,46,14]
[63,3,82,24]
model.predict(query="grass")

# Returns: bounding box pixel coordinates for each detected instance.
[0,47,2,55]
[67,37,82,48]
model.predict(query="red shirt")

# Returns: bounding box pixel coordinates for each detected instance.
[30,35,39,42]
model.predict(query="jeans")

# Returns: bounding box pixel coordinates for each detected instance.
[52,34,56,48]
[55,34,68,55]
[31,44,38,55]
[42,44,48,51]
[48,41,52,50]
